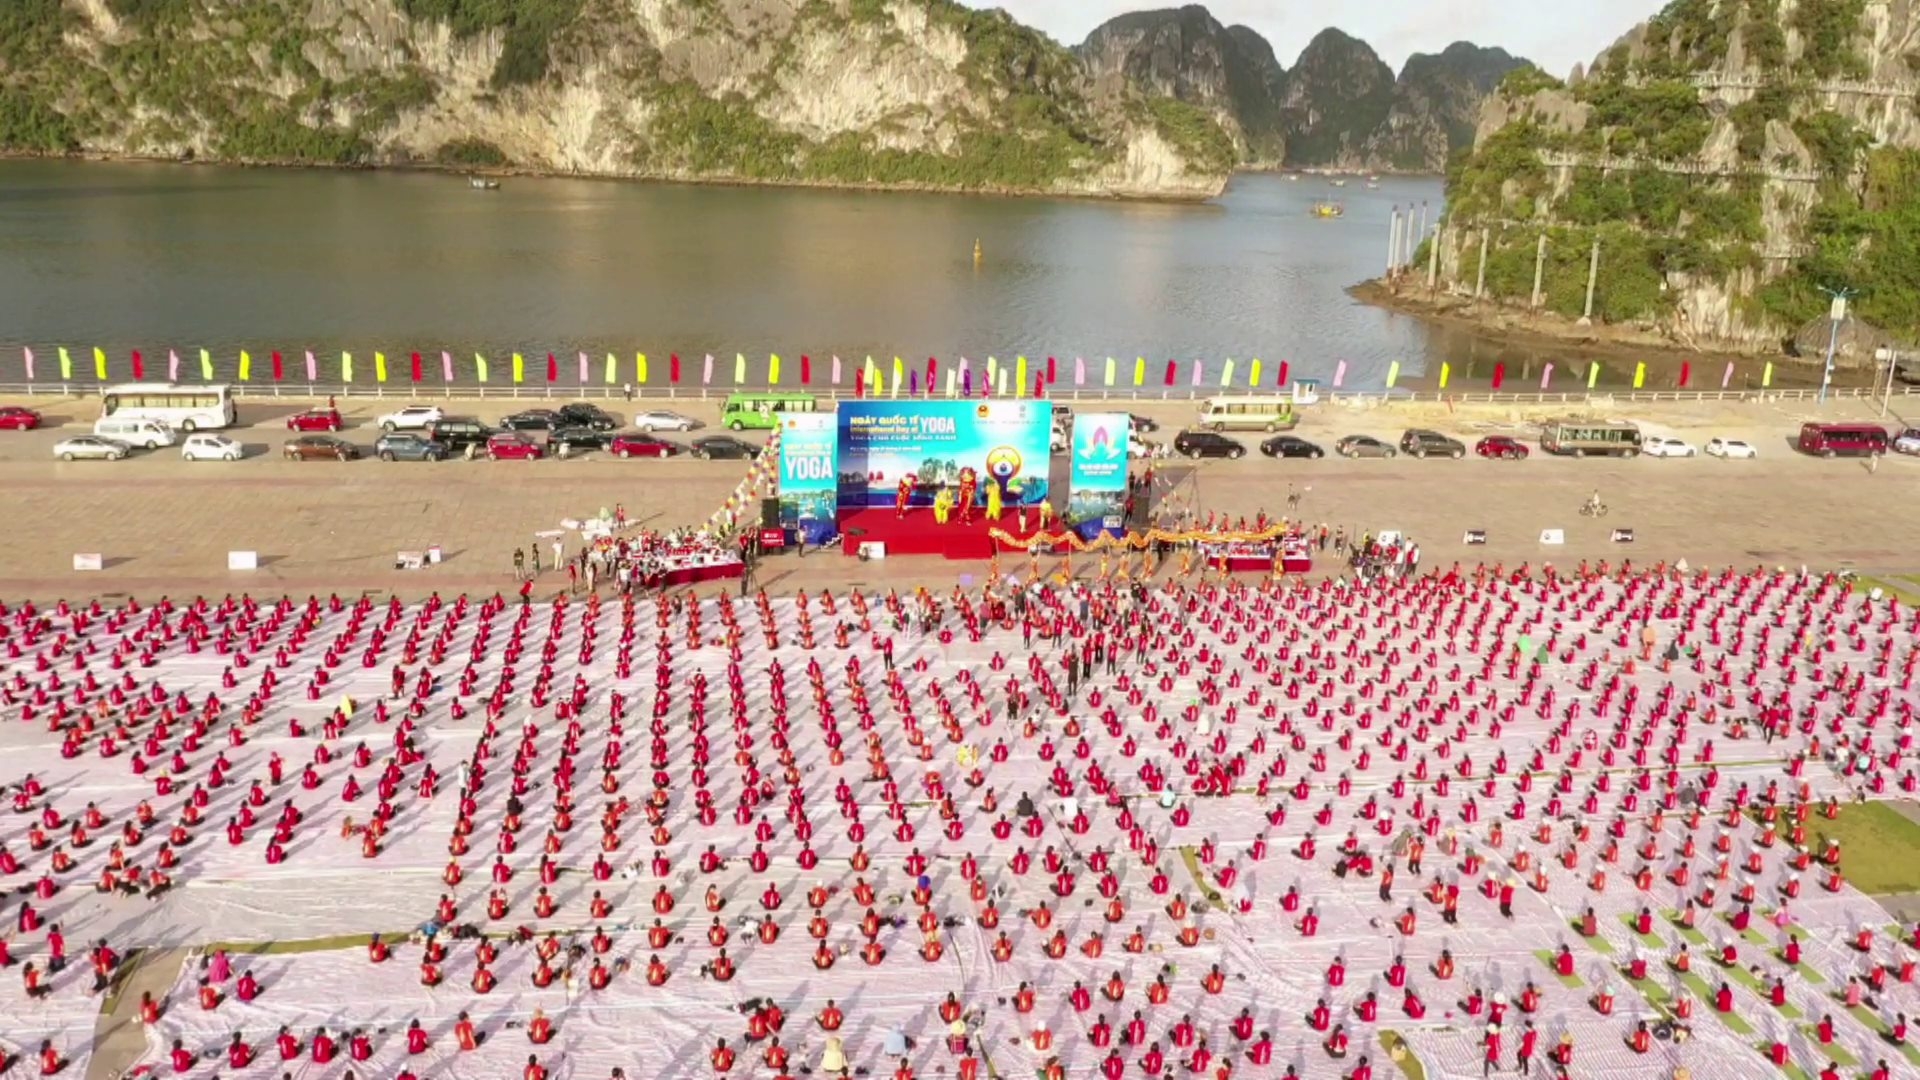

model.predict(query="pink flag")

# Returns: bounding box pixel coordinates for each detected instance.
[1333,360,1348,388]
[1074,357,1085,386]
[168,349,180,381]
[22,347,32,380]
[1190,360,1203,387]
[578,351,589,383]
[443,351,455,382]
[831,355,842,384]
[703,354,714,384]
[305,350,318,381]
[1722,360,1735,389]
[1540,363,1553,390]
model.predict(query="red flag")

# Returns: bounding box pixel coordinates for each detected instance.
[1492,362,1506,390]
[1164,359,1176,386]
[546,352,558,382]
[670,353,682,383]
[800,354,812,384]
[131,350,144,380]
[1046,356,1057,383]
[271,351,284,381]
[1034,374,1045,399]
[1277,360,1289,387]
[926,357,937,394]
[854,370,865,398]
[1678,361,1692,388]
[410,351,423,383]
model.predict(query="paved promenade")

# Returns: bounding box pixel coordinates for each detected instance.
[0,392,1914,600]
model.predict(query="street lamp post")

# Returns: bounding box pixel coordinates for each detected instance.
[1817,286,1856,406]
[1875,345,1900,417]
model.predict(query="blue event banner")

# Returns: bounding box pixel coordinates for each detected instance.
[776,413,839,544]
[1067,413,1131,539]
[835,400,1051,510]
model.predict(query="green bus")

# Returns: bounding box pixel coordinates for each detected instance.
[1540,420,1641,457]
[721,392,820,431]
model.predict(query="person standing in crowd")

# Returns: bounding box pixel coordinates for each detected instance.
[512,547,525,580]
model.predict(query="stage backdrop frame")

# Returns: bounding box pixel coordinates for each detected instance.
[835,400,1051,512]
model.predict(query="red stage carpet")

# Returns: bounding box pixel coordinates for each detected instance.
[837,508,1040,560]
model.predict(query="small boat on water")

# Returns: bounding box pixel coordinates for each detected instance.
[469,176,500,191]
[1311,201,1344,218]
[1328,178,1347,188]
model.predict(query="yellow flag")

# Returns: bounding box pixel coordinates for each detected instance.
[1133,357,1146,386]
[637,353,648,384]
[734,353,746,385]
[200,349,213,381]
[239,350,252,382]
[1439,362,1451,389]
[1386,360,1400,389]
[512,353,525,383]
[605,353,618,385]
[59,347,72,379]
[342,352,354,382]
[1104,357,1115,386]
[1632,361,1646,389]
[92,347,106,381]
[769,354,781,386]
[1015,356,1028,398]
[892,356,903,390]
[1249,359,1262,387]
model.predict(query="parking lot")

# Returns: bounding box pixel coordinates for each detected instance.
[0,391,1916,599]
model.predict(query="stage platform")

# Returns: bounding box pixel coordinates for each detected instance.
[837,508,1045,560]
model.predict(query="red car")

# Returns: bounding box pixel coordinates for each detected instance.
[485,432,544,461]
[287,408,343,432]
[0,406,41,431]
[609,433,682,458]
[1475,435,1530,460]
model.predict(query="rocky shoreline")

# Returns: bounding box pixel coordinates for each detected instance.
[1348,277,1804,370]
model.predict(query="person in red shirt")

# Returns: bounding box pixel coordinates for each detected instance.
[524,1054,549,1080]
[711,1039,736,1072]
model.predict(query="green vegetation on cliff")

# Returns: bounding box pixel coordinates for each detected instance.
[0,0,1233,198]
[1432,0,1920,345]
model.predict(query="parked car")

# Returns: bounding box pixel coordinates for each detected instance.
[1892,428,1920,456]
[1704,437,1757,459]
[374,433,448,462]
[94,417,174,448]
[1474,435,1529,460]
[286,408,343,432]
[284,435,357,461]
[500,409,560,432]
[1400,429,1466,459]
[1172,430,1246,459]
[181,434,242,461]
[556,404,618,431]
[609,433,683,458]
[54,435,130,461]
[1336,435,1397,459]
[377,405,443,432]
[424,418,493,452]
[631,409,700,432]
[485,432,544,460]
[0,406,42,430]
[1642,436,1697,458]
[545,426,612,454]
[1260,435,1324,459]
[1128,413,1161,433]
[690,436,761,459]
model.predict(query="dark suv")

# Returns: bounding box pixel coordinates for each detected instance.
[556,404,618,431]
[1173,430,1246,459]
[374,432,448,462]
[425,417,493,451]
[549,426,613,453]
[1399,429,1466,459]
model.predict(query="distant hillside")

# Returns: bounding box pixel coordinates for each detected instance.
[1078,6,1528,171]
[1430,0,1920,355]
[0,0,1235,199]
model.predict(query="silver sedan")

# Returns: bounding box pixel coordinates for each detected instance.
[631,409,701,432]
[54,436,132,461]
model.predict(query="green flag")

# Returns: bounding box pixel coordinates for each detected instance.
[58,347,72,380]
[200,349,213,381]
[474,353,489,383]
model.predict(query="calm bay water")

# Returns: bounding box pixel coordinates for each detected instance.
[0,159,1772,392]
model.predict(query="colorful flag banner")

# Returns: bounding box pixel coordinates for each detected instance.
[93,347,106,381]
[475,354,490,383]
[59,347,72,380]
[637,353,648,384]
[512,353,524,383]
[1248,359,1261,387]
[1333,360,1347,388]
[1075,357,1086,386]
[735,353,747,385]
[305,351,317,381]
[442,351,454,383]
[604,353,617,385]
[1015,356,1027,398]
[1438,362,1450,390]
[375,352,388,383]
[1385,360,1400,389]
[769,354,781,386]
[1540,362,1553,390]
[199,349,213,381]
[239,350,252,382]
[1586,362,1600,389]
[271,351,284,381]
[1632,361,1646,389]
[131,350,144,380]
[342,352,354,382]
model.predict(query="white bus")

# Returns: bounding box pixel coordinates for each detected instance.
[99,383,237,432]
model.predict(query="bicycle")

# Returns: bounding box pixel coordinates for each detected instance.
[1579,502,1609,518]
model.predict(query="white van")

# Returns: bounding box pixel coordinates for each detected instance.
[1197,395,1297,432]
[93,417,175,448]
